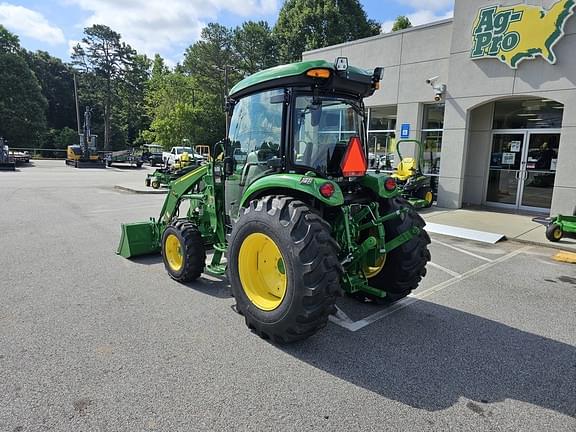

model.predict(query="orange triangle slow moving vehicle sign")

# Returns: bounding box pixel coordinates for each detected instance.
[340,136,367,177]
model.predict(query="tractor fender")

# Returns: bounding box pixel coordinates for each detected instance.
[240,174,344,208]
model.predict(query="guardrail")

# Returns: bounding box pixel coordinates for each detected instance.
[10,148,114,160]
[11,148,67,160]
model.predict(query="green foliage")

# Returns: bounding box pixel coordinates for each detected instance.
[24,50,77,130]
[182,23,239,100]
[392,16,413,32]
[145,71,221,148]
[233,21,278,75]
[71,24,142,150]
[274,0,381,62]
[43,127,78,149]
[0,49,47,148]
[0,24,20,54]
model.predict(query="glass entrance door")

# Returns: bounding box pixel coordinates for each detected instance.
[486,132,560,211]
[486,133,525,207]
[520,133,559,210]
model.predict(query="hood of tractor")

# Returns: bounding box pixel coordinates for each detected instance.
[229,59,382,100]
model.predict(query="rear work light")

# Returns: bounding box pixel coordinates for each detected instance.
[340,136,367,177]
[306,69,331,79]
[384,177,397,191]
[319,182,335,198]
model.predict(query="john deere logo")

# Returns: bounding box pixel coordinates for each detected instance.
[471,0,575,69]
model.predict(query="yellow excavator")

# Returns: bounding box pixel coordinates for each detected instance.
[66,106,105,168]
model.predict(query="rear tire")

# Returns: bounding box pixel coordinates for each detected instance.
[228,196,342,344]
[162,221,206,282]
[546,223,563,242]
[368,197,431,302]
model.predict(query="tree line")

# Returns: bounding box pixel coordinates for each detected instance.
[0,0,412,151]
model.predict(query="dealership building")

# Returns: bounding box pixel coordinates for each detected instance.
[303,0,576,215]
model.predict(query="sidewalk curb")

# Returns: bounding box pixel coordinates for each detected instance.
[507,236,576,252]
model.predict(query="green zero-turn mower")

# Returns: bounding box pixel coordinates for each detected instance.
[145,152,202,189]
[533,213,576,242]
[118,58,431,343]
[391,139,434,209]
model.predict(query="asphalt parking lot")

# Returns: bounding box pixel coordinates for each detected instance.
[1,160,575,431]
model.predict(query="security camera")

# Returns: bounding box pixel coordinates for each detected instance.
[433,84,447,102]
[426,76,439,85]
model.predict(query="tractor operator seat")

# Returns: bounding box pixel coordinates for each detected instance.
[392,157,417,182]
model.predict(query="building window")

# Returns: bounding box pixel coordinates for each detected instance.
[367,106,397,171]
[493,99,564,129]
[421,104,444,177]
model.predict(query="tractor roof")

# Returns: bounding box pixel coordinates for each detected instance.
[229,59,379,100]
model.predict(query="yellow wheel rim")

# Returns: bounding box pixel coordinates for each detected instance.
[364,254,387,279]
[553,228,562,240]
[238,233,287,311]
[165,234,183,272]
[425,191,433,204]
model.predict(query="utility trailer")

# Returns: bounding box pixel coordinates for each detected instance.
[105,149,143,168]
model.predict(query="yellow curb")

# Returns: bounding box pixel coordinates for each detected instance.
[553,252,576,264]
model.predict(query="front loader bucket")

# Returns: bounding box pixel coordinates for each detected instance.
[117,221,160,258]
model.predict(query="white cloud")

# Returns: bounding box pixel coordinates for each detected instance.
[0,2,65,44]
[381,9,453,33]
[65,0,279,59]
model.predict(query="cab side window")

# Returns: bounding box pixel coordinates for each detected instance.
[228,89,283,168]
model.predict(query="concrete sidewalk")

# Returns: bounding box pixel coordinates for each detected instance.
[420,206,576,252]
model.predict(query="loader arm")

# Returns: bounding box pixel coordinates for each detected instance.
[158,164,210,224]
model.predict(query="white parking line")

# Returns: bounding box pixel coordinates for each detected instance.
[427,261,462,278]
[329,246,532,332]
[431,238,493,262]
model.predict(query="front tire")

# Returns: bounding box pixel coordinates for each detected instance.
[162,221,206,282]
[228,196,342,344]
[368,197,431,302]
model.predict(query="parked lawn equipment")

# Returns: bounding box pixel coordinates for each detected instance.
[533,214,576,242]
[145,152,202,189]
[0,137,16,171]
[142,144,164,167]
[392,139,434,209]
[118,58,431,343]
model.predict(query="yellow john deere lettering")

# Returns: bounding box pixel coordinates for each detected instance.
[471,0,576,69]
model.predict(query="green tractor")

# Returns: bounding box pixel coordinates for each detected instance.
[118,58,431,343]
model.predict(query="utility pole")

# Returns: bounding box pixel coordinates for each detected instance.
[73,74,81,135]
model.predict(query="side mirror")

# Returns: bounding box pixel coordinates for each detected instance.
[224,156,235,176]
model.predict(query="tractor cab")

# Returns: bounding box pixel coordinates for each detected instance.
[222,58,384,219]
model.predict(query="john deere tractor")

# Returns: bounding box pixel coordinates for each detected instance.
[118,58,430,343]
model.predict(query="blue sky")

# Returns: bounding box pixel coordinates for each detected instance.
[0,0,453,65]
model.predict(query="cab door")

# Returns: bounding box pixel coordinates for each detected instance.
[224,89,285,221]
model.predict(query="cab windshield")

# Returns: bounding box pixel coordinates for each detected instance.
[293,95,364,176]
